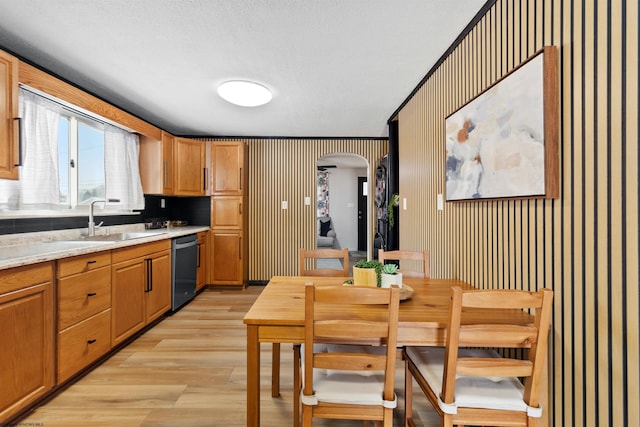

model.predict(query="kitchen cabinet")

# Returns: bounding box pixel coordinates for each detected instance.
[196,231,207,291]
[209,141,248,286]
[139,134,206,196]
[139,131,175,195]
[56,251,112,383]
[174,137,206,195]
[211,196,243,228]
[209,230,244,285]
[162,131,175,194]
[111,240,171,346]
[211,141,245,195]
[0,49,19,180]
[0,263,54,422]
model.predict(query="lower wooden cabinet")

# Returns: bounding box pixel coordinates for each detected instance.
[196,231,207,291]
[144,248,171,322]
[57,309,111,383]
[56,251,112,383]
[111,240,171,346]
[209,230,245,285]
[0,263,54,422]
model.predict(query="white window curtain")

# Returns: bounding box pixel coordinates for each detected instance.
[104,125,144,210]
[18,88,61,208]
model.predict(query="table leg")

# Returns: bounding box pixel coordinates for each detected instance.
[271,343,281,397]
[247,325,260,427]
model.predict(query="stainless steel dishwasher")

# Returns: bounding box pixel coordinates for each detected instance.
[171,234,198,311]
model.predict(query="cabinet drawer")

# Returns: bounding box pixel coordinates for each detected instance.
[0,262,53,294]
[112,240,170,263]
[57,251,111,278]
[58,267,111,330]
[57,309,111,383]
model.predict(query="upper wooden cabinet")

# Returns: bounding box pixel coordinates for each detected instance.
[174,137,206,196]
[162,132,175,194]
[139,134,206,196]
[0,50,19,180]
[211,141,246,195]
[139,131,175,195]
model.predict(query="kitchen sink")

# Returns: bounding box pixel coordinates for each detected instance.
[72,231,167,242]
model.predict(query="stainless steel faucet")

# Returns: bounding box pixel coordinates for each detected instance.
[88,198,120,236]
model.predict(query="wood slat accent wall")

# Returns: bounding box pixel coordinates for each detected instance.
[395,0,638,426]
[202,137,387,281]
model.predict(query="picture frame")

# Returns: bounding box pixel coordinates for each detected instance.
[445,46,559,201]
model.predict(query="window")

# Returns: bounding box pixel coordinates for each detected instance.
[0,87,144,214]
[58,116,106,207]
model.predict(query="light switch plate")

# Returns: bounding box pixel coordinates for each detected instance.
[437,194,444,211]
[281,201,288,209]
[304,196,311,205]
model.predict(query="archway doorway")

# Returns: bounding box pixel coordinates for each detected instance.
[316,153,370,260]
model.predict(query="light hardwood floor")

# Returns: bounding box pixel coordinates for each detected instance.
[20,286,439,426]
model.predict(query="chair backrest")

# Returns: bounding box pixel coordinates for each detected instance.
[299,248,349,277]
[302,283,401,404]
[378,249,429,278]
[441,286,554,410]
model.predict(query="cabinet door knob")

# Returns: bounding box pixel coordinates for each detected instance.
[87,339,97,344]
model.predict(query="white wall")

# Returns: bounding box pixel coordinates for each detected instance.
[326,167,367,251]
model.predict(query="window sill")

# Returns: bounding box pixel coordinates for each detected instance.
[0,210,139,220]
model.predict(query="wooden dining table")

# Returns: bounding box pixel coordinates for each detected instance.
[243,275,535,427]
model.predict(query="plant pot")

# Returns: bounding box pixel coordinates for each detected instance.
[353,266,378,287]
[381,272,403,288]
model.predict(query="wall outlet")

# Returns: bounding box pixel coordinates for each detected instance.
[304,196,311,206]
[160,198,166,208]
[281,200,288,209]
[437,194,444,211]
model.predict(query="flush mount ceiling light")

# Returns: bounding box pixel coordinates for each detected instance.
[217,80,272,107]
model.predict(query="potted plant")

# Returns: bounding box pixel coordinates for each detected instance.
[387,193,400,228]
[381,263,403,288]
[352,260,383,287]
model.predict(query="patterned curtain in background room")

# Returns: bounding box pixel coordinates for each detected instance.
[316,171,329,217]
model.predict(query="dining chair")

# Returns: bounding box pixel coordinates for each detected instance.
[404,285,554,427]
[378,249,429,278]
[286,247,351,426]
[299,282,400,427]
[271,247,351,424]
[298,247,350,277]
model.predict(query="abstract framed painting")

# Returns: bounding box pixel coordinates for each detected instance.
[445,46,559,201]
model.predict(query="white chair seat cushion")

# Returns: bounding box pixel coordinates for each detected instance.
[301,344,396,407]
[405,346,539,416]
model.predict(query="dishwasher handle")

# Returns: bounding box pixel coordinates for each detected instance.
[172,235,198,250]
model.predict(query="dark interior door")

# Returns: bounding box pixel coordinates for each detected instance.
[357,176,367,251]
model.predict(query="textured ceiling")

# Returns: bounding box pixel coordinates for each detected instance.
[0,0,486,138]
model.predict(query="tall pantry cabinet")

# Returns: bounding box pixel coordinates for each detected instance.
[209,141,248,286]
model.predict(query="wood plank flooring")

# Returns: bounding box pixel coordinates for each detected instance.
[19,286,439,426]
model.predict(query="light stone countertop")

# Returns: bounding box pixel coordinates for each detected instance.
[0,224,209,270]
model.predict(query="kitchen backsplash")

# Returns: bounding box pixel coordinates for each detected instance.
[0,195,211,235]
